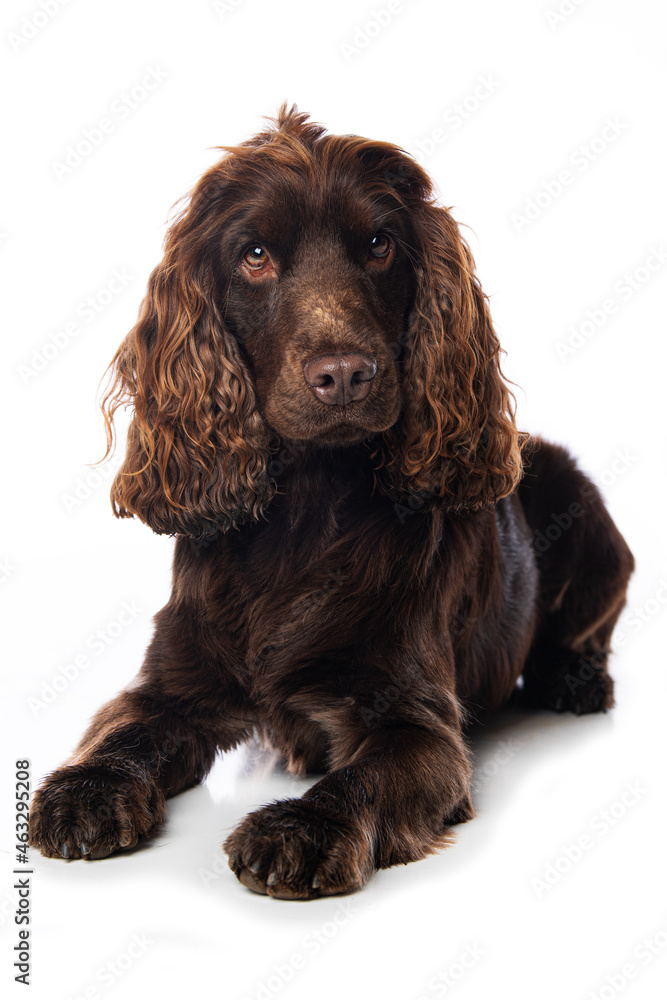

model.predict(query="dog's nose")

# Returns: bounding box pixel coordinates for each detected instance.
[303,353,377,406]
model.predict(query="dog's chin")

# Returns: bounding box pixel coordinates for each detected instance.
[277,415,396,447]
[308,425,374,446]
[266,398,401,447]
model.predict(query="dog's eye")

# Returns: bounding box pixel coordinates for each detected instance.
[243,245,270,269]
[368,233,393,261]
[240,244,276,280]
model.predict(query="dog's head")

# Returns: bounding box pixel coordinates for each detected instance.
[102,105,522,537]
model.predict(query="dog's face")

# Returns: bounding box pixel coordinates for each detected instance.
[103,106,523,536]
[221,175,416,446]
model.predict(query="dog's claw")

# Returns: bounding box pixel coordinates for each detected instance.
[250,861,261,873]
[61,842,70,859]
[80,842,90,856]
[266,871,278,886]
[311,875,321,889]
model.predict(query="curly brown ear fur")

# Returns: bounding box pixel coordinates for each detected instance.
[374,191,524,512]
[101,172,275,537]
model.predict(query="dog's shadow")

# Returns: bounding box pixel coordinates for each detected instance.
[158,703,614,900]
[464,702,614,806]
[206,701,613,833]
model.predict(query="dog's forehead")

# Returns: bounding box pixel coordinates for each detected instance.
[233,168,399,249]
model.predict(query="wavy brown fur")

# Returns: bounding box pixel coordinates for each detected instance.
[31,106,634,899]
[101,104,521,533]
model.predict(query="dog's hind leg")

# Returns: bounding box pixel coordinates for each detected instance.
[514,438,634,714]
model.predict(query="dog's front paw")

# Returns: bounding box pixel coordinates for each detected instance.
[29,761,166,860]
[223,798,374,900]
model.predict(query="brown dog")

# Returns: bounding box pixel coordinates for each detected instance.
[29,106,634,899]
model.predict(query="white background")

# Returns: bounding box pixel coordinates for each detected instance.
[2,1,666,998]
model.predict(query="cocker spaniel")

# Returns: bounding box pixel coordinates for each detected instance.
[29,106,634,899]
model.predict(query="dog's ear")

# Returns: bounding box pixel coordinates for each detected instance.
[375,194,524,513]
[101,170,275,538]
